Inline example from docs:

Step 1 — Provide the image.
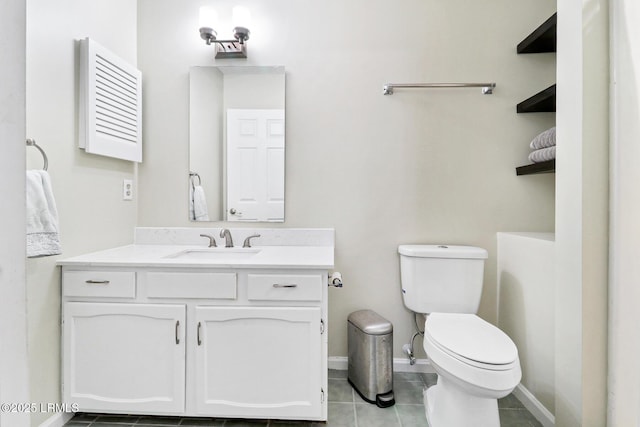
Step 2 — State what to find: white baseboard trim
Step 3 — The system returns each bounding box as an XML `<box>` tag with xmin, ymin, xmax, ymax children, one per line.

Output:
<box><xmin>512</xmin><ymin>383</ymin><xmax>555</xmax><ymax>427</ymax></box>
<box><xmin>38</xmin><ymin>412</ymin><xmax>74</xmax><ymax>427</ymax></box>
<box><xmin>328</xmin><ymin>356</ymin><xmax>435</xmax><ymax>373</ymax></box>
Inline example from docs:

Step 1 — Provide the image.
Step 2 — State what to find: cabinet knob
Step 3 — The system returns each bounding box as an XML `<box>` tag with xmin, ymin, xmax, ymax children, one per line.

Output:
<box><xmin>175</xmin><ymin>320</ymin><xmax>180</xmax><ymax>345</ymax></box>
<box><xmin>273</xmin><ymin>284</ymin><xmax>298</xmax><ymax>288</ymax></box>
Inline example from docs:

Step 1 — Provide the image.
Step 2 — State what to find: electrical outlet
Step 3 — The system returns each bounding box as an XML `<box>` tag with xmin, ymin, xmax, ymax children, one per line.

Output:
<box><xmin>123</xmin><ymin>179</ymin><xmax>133</xmax><ymax>201</ymax></box>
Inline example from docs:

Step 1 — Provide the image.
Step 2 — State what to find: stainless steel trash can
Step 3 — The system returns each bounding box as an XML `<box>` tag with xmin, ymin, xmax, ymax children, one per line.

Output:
<box><xmin>347</xmin><ymin>309</ymin><xmax>395</xmax><ymax>407</ymax></box>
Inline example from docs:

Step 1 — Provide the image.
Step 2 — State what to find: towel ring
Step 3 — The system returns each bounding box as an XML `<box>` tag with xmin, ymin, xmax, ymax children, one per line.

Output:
<box><xmin>189</xmin><ymin>172</ymin><xmax>201</xmax><ymax>189</ymax></box>
<box><xmin>26</xmin><ymin>138</ymin><xmax>49</xmax><ymax>171</ymax></box>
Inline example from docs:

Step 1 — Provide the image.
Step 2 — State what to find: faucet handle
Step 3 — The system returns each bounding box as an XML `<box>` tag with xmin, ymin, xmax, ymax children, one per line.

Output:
<box><xmin>243</xmin><ymin>234</ymin><xmax>261</xmax><ymax>248</ymax></box>
<box><xmin>199</xmin><ymin>234</ymin><xmax>217</xmax><ymax>247</ymax></box>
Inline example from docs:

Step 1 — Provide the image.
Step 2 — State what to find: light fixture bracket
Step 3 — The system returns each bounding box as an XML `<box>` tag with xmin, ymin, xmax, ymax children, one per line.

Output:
<box><xmin>215</xmin><ymin>41</ymin><xmax>247</xmax><ymax>59</ymax></box>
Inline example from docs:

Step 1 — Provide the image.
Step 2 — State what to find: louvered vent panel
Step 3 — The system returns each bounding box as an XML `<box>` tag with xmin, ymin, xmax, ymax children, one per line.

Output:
<box><xmin>79</xmin><ymin>38</ymin><xmax>142</xmax><ymax>162</ymax></box>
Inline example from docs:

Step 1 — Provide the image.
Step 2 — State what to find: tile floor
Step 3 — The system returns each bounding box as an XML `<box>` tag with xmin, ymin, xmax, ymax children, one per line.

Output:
<box><xmin>62</xmin><ymin>370</ymin><xmax>542</xmax><ymax>427</ymax></box>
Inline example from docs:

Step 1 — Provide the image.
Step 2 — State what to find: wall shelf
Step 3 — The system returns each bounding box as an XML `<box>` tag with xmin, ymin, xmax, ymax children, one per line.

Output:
<box><xmin>516</xmin><ymin>160</ymin><xmax>555</xmax><ymax>176</ymax></box>
<box><xmin>515</xmin><ymin>13</ymin><xmax>557</xmax><ymax>177</ymax></box>
<box><xmin>517</xmin><ymin>84</ymin><xmax>556</xmax><ymax>113</ymax></box>
<box><xmin>517</xmin><ymin>13</ymin><xmax>557</xmax><ymax>54</ymax></box>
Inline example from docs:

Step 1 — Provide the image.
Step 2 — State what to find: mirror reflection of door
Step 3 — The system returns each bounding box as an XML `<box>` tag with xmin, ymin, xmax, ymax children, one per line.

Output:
<box><xmin>189</xmin><ymin>66</ymin><xmax>285</xmax><ymax>222</ymax></box>
<box><xmin>226</xmin><ymin>109</ymin><xmax>285</xmax><ymax>222</ymax></box>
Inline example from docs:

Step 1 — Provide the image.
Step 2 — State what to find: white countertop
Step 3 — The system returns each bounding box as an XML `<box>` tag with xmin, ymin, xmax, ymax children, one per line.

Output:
<box><xmin>57</xmin><ymin>244</ymin><xmax>335</xmax><ymax>270</ymax></box>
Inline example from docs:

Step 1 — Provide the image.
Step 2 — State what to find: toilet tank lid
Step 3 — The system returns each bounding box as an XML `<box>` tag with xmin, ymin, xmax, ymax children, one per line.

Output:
<box><xmin>398</xmin><ymin>245</ymin><xmax>488</xmax><ymax>259</ymax></box>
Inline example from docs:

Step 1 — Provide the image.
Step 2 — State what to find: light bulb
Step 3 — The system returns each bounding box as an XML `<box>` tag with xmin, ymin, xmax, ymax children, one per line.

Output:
<box><xmin>232</xmin><ymin>6</ymin><xmax>251</xmax><ymax>29</ymax></box>
<box><xmin>199</xmin><ymin>6</ymin><xmax>218</xmax><ymax>30</ymax></box>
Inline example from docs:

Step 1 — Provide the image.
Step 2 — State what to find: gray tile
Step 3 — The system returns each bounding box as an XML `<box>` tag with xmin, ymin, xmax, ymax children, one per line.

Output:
<box><xmin>395</xmin><ymin>404</ymin><xmax>428</xmax><ymax>427</ymax></box>
<box><xmin>326</xmin><ymin>402</ymin><xmax>356</xmax><ymax>427</ymax></box>
<box><xmin>223</xmin><ymin>419</ymin><xmax>268</xmax><ymax>426</ymax></box>
<box><xmin>419</xmin><ymin>373</ymin><xmax>438</xmax><ymax>387</ymax></box>
<box><xmin>70</xmin><ymin>413</ymin><xmax>100</xmax><ymax>422</ymax></box>
<box><xmin>94</xmin><ymin>414</ymin><xmax>139</xmax><ymax>423</ymax></box>
<box><xmin>328</xmin><ymin>369</ymin><xmax>347</xmax><ymax>379</ymax></box>
<box><xmin>268</xmin><ymin>420</ymin><xmax>324</xmax><ymax>427</ymax></box>
<box><xmin>392</xmin><ymin>380</ymin><xmax>426</xmax><ymax>405</ymax></box>
<box><xmin>393</xmin><ymin>372</ymin><xmax>423</xmax><ymax>382</ymax></box>
<box><xmin>91</xmin><ymin>423</ymin><xmax>137</xmax><ymax>427</ymax></box>
<box><xmin>136</xmin><ymin>415</ymin><xmax>182</xmax><ymax>425</ymax></box>
<box><xmin>179</xmin><ymin>417</ymin><xmax>225</xmax><ymax>426</ymax></box>
<box><xmin>354</xmin><ymin>403</ymin><xmax>401</xmax><ymax>427</ymax></box>
<box><xmin>63</xmin><ymin>422</ymin><xmax>93</xmax><ymax>427</ymax></box>
<box><xmin>499</xmin><ymin>393</ymin><xmax>526</xmax><ymax>410</ymax></box>
<box><xmin>328</xmin><ymin>379</ymin><xmax>354</xmax><ymax>403</ymax></box>
<box><xmin>499</xmin><ymin>409</ymin><xmax>541</xmax><ymax>427</ymax></box>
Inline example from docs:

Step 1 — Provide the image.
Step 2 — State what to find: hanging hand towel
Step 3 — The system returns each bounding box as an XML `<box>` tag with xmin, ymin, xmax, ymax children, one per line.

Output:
<box><xmin>192</xmin><ymin>185</ymin><xmax>210</xmax><ymax>221</ymax></box>
<box><xmin>26</xmin><ymin>170</ymin><xmax>62</xmax><ymax>257</ymax></box>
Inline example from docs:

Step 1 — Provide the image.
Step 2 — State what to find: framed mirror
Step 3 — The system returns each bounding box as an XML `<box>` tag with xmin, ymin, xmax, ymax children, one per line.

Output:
<box><xmin>189</xmin><ymin>66</ymin><xmax>285</xmax><ymax>222</ymax></box>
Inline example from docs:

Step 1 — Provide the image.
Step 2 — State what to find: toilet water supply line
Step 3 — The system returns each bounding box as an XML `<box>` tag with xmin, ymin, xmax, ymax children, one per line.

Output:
<box><xmin>403</xmin><ymin>312</ymin><xmax>426</xmax><ymax>365</ymax></box>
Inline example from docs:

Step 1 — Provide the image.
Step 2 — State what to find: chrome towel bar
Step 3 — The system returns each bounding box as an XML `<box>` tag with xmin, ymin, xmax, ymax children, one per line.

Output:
<box><xmin>382</xmin><ymin>82</ymin><xmax>496</xmax><ymax>95</ymax></box>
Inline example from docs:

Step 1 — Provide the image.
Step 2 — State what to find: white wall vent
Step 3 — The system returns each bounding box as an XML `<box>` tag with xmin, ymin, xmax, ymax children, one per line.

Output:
<box><xmin>79</xmin><ymin>38</ymin><xmax>142</xmax><ymax>162</ymax></box>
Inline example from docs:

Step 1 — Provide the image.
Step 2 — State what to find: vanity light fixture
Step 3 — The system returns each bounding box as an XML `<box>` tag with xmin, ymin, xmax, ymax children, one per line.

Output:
<box><xmin>199</xmin><ymin>6</ymin><xmax>251</xmax><ymax>59</ymax></box>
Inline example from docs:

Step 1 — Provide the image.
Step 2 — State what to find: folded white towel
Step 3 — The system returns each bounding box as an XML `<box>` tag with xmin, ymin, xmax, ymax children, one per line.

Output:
<box><xmin>530</xmin><ymin>127</ymin><xmax>556</xmax><ymax>149</ymax></box>
<box><xmin>26</xmin><ymin>170</ymin><xmax>62</xmax><ymax>257</ymax></box>
<box><xmin>192</xmin><ymin>185</ymin><xmax>210</xmax><ymax>221</ymax></box>
<box><xmin>528</xmin><ymin>146</ymin><xmax>556</xmax><ymax>163</ymax></box>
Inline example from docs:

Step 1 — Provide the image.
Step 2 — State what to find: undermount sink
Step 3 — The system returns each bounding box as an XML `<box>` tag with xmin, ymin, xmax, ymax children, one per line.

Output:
<box><xmin>166</xmin><ymin>247</ymin><xmax>261</xmax><ymax>260</ymax></box>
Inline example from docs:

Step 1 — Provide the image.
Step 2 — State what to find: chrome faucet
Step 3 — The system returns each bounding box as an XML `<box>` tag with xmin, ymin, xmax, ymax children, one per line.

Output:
<box><xmin>200</xmin><ymin>234</ymin><xmax>217</xmax><ymax>247</ymax></box>
<box><xmin>220</xmin><ymin>229</ymin><xmax>234</xmax><ymax>248</ymax></box>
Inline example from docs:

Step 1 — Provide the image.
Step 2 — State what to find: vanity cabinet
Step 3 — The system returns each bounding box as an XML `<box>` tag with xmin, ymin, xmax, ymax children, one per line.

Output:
<box><xmin>195</xmin><ymin>306</ymin><xmax>322</xmax><ymax>418</ymax></box>
<box><xmin>61</xmin><ymin>267</ymin><xmax>328</xmax><ymax>421</ymax></box>
<box><xmin>63</xmin><ymin>302</ymin><xmax>186</xmax><ymax>414</ymax></box>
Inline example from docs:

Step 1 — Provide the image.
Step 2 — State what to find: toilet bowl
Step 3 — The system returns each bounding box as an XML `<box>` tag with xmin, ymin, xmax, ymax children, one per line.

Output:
<box><xmin>398</xmin><ymin>244</ymin><xmax>522</xmax><ymax>426</ymax></box>
<box><xmin>423</xmin><ymin>313</ymin><xmax>521</xmax><ymax>427</ymax></box>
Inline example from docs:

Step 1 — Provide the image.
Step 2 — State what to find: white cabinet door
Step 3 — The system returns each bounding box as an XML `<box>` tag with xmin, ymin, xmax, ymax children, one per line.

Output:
<box><xmin>195</xmin><ymin>306</ymin><xmax>322</xmax><ymax>419</ymax></box>
<box><xmin>63</xmin><ymin>302</ymin><xmax>186</xmax><ymax>413</ymax></box>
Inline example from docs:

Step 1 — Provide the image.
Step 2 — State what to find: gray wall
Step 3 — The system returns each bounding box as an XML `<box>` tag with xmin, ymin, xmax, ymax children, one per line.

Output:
<box><xmin>137</xmin><ymin>0</ymin><xmax>557</xmax><ymax>359</ymax></box>
<box><xmin>0</xmin><ymin>0</ymin><xmax>29</xmax><ymax>425</ymax></box>
<box><xmin>25</xmin><ymin>1</ymin><xmax>138</xmax><ymax>425</ymax></box>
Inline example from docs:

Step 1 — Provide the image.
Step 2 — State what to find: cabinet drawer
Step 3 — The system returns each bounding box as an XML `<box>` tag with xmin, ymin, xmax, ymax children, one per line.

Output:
<box><xmin>63</xmin><ymin>271</ymin><xmax>136</xmax><ymax>298</ymax></box>
<box><xmin>146</xmin><ymin>272</ymin><xmax>237</xmax><ymax>299</ymax></box>
<box><xmin>247</xmin><ymin>274</ymin><xmax>322</xmax><ymax>301</ymax></box>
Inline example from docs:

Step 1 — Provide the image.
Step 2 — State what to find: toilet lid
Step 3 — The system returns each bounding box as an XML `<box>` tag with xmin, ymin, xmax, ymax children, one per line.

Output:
<box><xmin>425</xmin><ymin>313</ymin><xmax>518</xmax><ymax>366</ymax></box>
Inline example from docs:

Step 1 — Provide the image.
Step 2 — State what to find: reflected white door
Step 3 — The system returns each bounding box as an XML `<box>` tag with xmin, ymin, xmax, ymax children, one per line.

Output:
<box><xmin>226</xmin><ymin>109</ymin><xmax>284</xmax><ymax>221</ymax></box>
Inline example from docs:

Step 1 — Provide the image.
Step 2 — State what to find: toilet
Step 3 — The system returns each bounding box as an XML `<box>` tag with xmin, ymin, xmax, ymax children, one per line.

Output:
<box><xmin>398</xmin><ymin>244</ymin><xmax>521</xmax><ymax>427</ymax></box>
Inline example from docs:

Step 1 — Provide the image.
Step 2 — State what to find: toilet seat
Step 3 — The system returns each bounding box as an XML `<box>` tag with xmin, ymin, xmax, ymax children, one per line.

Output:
<box><xmin>425</xmin><ymin>313</ymin><xmax>518</xmax><ymax>370</ymax></box>
<box><xmin>423</xmin><ymin>313</ymin><xmax>521</xmax><ymax>395</ymax></box>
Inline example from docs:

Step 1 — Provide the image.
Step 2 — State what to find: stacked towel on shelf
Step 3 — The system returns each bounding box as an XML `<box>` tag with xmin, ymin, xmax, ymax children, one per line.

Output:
<box><xmin>26</xmin><ymin>170</ymin><xmax>62</xmax><ymax>257</ymax></box>
<box><xmin>528</xmin><ymin>126</ymin><xmax>556</xmax><ymax>163</ymax></box>
<box><xmin>529</xmin><ymin>146</ymin><xmax>556</xmax><ymax>163</ymax></box>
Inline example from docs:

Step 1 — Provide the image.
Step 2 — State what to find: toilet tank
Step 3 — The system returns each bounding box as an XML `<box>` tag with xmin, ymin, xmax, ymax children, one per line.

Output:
<box><xmin>398</xmin><ymin>245</ymin><xmax>488</xmax><ymax>314</ymax></box>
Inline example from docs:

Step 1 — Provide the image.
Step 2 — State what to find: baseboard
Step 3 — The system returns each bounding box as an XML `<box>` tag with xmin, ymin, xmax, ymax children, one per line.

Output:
<box><xmin>328</xmin><ymin>356</ymin><xmax>435</xmax><ymax>373</ymax></box>
<box><xmin>512</xmin><ymin>383</ymin><xmax>555</xmax><ymax>427</ymax></box>
<box><xmin>38</xmin><ymin>412</ymin><xmax>74</xmax><ymax>427</ymax></box>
